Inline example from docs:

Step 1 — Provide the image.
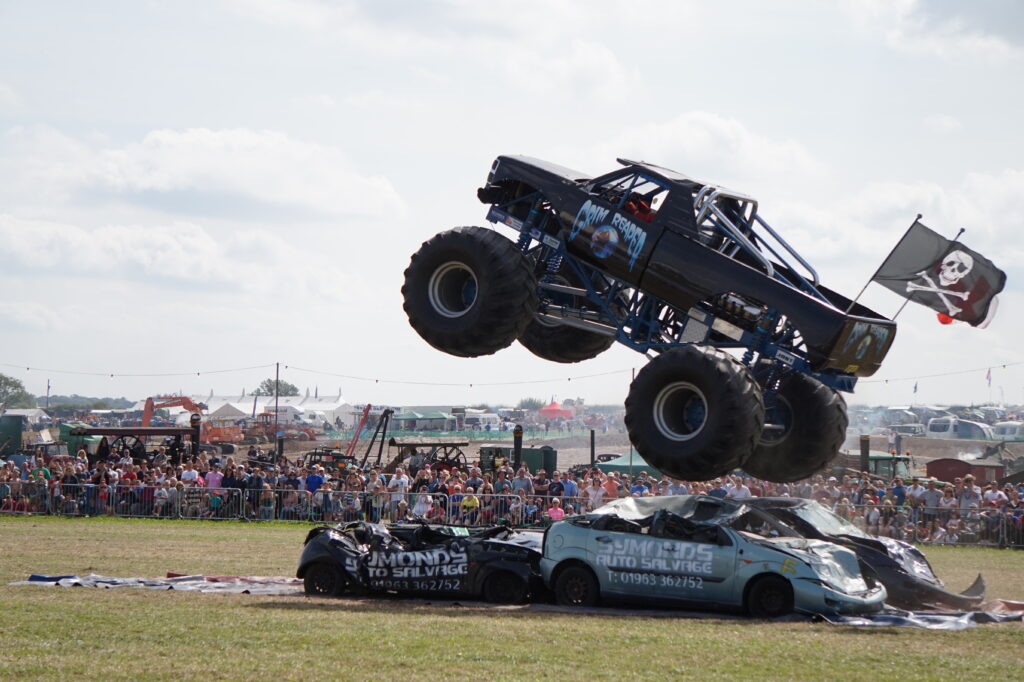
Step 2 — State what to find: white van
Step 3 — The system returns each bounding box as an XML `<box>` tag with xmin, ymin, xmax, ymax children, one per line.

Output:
<box><xmin>992</xmin><ymin>421</ymin><xmax>1024</xmax><ymax>440</ymax></box>
<box><xmin>926</xmin><ymin>416</ymin><xmax>994</xmax><ymax>440</ymax></box>
<box><xmin>463</xmin><ymin>413</ymin><xmax>501</xmax><ymax>430</ymax></box>
<box><xmin>890</xmin><ymin>423</ymin><xmax>926</xmax><ymax>437</ymax></box>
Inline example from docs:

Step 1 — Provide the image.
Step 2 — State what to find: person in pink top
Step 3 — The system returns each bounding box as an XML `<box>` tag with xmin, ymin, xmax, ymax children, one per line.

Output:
<box><xmin>546</xmin><ymin>497</ymin><xmax>566</xmax><ymax>521</ymax></box>
<box><xmin>204</xmin><ymin>464</ymin><xmax>224</xmax><ymax>492</ymax></box>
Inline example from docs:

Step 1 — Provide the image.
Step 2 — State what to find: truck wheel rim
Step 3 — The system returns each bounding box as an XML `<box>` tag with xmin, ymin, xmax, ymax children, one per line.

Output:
<box><xmin>428</xmin><ymin>262</ymin><xmax>478</xmax><ymax>318</ymax></box>
<box><xmin>536</xmin><ymin>274</ymin><xmax>574</xmax><ymax>328</ymax></box>
<box><xmin>653</xmin><ymin>382</ymin><xmax>707</xmax><ymax>442</ymax></box>
<box><xmin>761</xmin><ymin>394</ymin><xmax>793</xmax><ymax>446</ymax></box>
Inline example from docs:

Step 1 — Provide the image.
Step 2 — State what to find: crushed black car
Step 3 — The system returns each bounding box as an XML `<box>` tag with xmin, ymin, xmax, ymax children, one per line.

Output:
<box><xmin>740</xmin><ymin>498</ymin><xmax>985</xmax><ymax>610</ymax></box>
<box><xmin>297</xmin><ymin>521</ymin><xmax>544</xmax><ymax>604</ymax></box>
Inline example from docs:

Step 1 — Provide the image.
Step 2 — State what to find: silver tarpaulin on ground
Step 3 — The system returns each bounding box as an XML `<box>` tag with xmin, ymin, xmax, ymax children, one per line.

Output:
<box><xmin>9</xmin><ymin>573</ymin><xmax>303</xmax><ymax>595</ymax></box>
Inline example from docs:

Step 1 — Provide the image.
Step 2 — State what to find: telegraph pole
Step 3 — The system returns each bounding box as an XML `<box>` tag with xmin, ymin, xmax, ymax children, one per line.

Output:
<box><xmin>274</xmin><ymin>362</ymin><xmax>282</xmax><ymax>460</ymax></box>
<box><xmin>274</xmin><ymin>361</ymin><xmax>280</xmax><ymax>433</ymax></box>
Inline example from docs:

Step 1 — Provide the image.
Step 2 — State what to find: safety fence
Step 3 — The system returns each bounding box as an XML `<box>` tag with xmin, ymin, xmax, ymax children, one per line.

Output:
<box><xmin>843</xmin><ymin>503</ymin><xmax>1023</xmax><ymax>548</ymax></box>
<box><xmin>2</xmin><ymin>482</ymin><xmax>1022</xmax><ymax>547</ymax></box>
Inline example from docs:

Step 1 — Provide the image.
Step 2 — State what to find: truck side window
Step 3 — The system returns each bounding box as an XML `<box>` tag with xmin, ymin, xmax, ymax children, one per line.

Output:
<box><xmin>591</xmin><ymin>174</ymin><xmax>669</xmax><ymax>222</ymax></box>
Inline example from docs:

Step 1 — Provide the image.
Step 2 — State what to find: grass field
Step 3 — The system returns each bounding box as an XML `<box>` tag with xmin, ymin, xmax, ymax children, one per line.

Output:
<box><xmin>1</xmin><ymin>517</ymin><xmax>1023</xmax><ymax>681</ymax></box>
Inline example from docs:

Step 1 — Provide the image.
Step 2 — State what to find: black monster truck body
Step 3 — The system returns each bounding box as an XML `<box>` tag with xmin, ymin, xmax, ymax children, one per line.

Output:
<box><xmin>402</xmin><ymin>156</ymin><xmax>897</xmax><ymax>482</ymax></box>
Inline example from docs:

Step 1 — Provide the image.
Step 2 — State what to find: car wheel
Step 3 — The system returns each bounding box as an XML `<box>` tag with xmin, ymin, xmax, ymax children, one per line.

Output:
<box><xmin>743</xmin><ymin>367</ymin><xmax>848</xmax><ymax>482</ymax></box>
<box><xmin>303</xmin><ymin>561</ymin><xmax>345</xmax><ymax>597</ymax></box>
<box><xmin>403</xmin><ymin>226</ymin><xmax>537</xmax><ymax>357</ymax></box>
<box><xmin>555</xmin><ymin>565</ymin><xmax>600</xmax><ymax>607</ymax></box>
<box><xmin>747</xmin><ymin>575</ymin><xmax>794</xmax><ymax>618</ymax></box>
<box><xmin>625</xmin><ymin>346</ymin><xmax>764</xmax><ymax>481</ymax></box>
<box><xmin>483</xmin><ymin>571</ymin><xmax>528</xmax><ymax>604</ymax></box>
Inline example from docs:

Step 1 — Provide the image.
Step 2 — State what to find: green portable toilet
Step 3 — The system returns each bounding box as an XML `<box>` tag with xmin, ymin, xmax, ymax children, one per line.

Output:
<box><xmin>0</xmin><ymin>415</ymin><xmax>23</xmax><ymax>457</ymax></box>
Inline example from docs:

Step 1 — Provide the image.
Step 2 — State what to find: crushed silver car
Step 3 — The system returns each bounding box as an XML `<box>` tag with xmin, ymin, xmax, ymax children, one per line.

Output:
<box><xmin>541</xmin><ymin>495</ymin><xmax>886</xmax><ymax>617</ymax></box>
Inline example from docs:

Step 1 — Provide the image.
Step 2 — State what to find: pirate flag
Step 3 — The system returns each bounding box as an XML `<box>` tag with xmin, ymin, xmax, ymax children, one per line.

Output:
<box><xmin>872</xmin><ymin>219</ymin><xmax>1005</xmax><ymax>327</ymax></box>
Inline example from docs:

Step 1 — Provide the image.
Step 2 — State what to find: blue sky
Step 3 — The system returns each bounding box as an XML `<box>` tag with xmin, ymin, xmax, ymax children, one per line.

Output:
<box><xmin>1</xmin><ymin>0</ymin><xmax>1021</xmax><ymax>408</ymax></box>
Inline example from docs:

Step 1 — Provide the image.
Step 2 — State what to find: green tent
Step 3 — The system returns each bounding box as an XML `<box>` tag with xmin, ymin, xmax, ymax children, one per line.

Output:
<box><xmin>594</xmin><ymin>451</ymin><xmax>663</xmax><ymax>478</ymax></box>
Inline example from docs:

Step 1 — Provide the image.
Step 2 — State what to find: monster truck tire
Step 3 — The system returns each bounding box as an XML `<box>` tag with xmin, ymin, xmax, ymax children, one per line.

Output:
<box><xmin>742</xmin><ymin>370</ymin><xmax>847</xmax><ymax>483</ymax></box>
<box><xmin>518</xmin><ymin>271</ymin><xmax>614</xmax><ymax>364</ymax></box>
<box><xmin>624</xmin><ymin>346</ymin><xmax>764</xmax><ymax>481</ymax></box>
<box><xmin>403</xmin><ymin>226</ymin><xmax>537</xmax><ymax>357</ymax></box>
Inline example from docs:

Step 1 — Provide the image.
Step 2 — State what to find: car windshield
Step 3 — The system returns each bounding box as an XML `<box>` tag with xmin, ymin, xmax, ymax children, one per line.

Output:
<box><xmin>787</xmin><ymin>503</ymin><xmax>867</xmax><ymax>539</ymax></box>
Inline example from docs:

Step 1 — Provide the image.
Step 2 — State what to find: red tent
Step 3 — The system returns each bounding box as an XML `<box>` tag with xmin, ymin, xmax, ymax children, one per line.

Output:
<box><xmin>538</xmin><ymin>401</ymin><xmax>573</xmax><ymax>419</ymax></box>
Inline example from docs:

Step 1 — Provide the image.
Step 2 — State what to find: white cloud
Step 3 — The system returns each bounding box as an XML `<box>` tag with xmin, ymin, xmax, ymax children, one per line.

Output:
<box><xmin>0</xmin><ymin>126</ymin><xmax>404</xmax><ymax>219</ymax></box>
<box><xmin>582</xmin><ymin>112</ymin><xmax>822</xmax><ymax>193</ymax></box>
<box><xmin>502</xmin><ymin>38</ymin><xmax>630</xmax><ymax>95</ymax></box>
<box><xmin>0</xmin><ymin>213</ymin><xmax>371</xmax><ymax>302</ymax></box>
<box><xmin>924</xmin><ymin>113</ymin><xmax>962</xmax><ymax>133</ymax></box>
<box><xmin>0</xmin><ymin>82</ymin><xmax>22</xmax><ymax>113</ymax></box>
<box><xmin>844</xmin><ymin>0</ymin><xmax>1022</xmax><ymax>62</ymax></box>
<box><xmin>92</xmin><ymin>128</ymin><xmax>404</xmax><ymax>218</ymax></box>
<box><xmin>0</xmin><ymin>299</ymin><xmax>65</xmax><ymax>332</ymax></box>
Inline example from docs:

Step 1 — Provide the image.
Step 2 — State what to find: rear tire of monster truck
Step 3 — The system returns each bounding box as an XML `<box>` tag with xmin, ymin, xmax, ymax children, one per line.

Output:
<box><xmin>742</xmin><ymin>370</ymin><xmax>847</xmax><ymax>483</ymax></box>
<box><xmin>624</xmin><ymin>346</ymin><xmax>764</xmax><ymax>481</ymax></box>
<box><xmin>518</xmin><ymin>266</ymin><xmax>615</xmax><ymax>364</ymax></box>
<box><xmin>403</xmin><ymin>227</ymin><xmax>537</xmax><ymax>357</ymax></box>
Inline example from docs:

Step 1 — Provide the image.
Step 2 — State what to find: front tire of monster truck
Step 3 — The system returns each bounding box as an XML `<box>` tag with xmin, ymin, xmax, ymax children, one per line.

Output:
<box><xmin>518</xmin><ymin>265</ymin><xmax>615</xmax><ymax>363</ymax></box>
<box><xmin>403</xmin><ymin>226</ymin><xmax>537</xmax><ymax>357</ymax></box>
<box><xmin>742</xmin><ymin>369</ymin><xmax>847</xmax><ymax>483</ymax></box>
<box><xmin>624</xmin><ymin>346</ymin><xmax>764</xmax><ymax>481</ymax></box>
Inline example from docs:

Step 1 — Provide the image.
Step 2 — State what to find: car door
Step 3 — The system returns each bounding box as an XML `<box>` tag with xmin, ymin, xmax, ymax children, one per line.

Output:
<box><xmin>650</xmin><ymin>525</ymin><xmax>739</xmax><ymax>606</ymax></box>
<box><xmin>587</xmin><ymin>527</ymin><xmax>664</xmax><ymax>599</ymax></box>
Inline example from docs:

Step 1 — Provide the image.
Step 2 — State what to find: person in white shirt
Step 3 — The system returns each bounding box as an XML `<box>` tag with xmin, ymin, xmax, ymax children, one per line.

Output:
<box><xmin>726</xmin><ymin>476</ymin><xmax>751</xmax><ymax>500</ymax></box>
<box><xmin>982</xmin><ymin>482</ymin><xmax>1007</xmax><ymax>505</ymax></box>
<box><xmin>180</xmin><ymin>462</ymin><xmax>199</xmax><ymax>483</ymax></box>
<box><xmin>387</xmin><ymin>466</ymin><xmax>410</xmax><ymax>518</ymax></box>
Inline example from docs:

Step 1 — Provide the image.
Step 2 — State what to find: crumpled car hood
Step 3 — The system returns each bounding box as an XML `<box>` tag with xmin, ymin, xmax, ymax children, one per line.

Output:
<box><xmin>751</xmin><ymin>536</ymin><xmax>870</xmax><ymax>595</ymax></box>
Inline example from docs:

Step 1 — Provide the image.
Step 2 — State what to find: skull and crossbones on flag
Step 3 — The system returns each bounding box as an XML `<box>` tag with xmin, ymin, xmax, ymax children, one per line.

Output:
<box><xmin>871</xmin><ymin>219</ymin><xmax>1005</xmax><ymax>327</ymax></box>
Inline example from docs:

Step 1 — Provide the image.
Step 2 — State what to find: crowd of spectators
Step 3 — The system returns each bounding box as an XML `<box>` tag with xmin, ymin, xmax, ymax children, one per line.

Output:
<box><xmin>2</xmin><ymin>445</ymin><xmax>1023</xmax><ymax>546</ymax></box>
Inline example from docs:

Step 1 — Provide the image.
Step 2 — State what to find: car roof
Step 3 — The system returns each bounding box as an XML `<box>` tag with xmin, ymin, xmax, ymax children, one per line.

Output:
<box><xmin>590</xmin><ymin>494</ymin><xmax>744</xmax><ymax>524</ymax></box>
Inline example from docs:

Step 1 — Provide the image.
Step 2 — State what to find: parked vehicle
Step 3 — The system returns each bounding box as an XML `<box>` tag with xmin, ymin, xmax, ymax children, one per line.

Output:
<box><xmin>992</xmin><ymin>421</ymin><xmax>1024</xmax><ymax>440</ymax></box>
<box><xmin>540</xmin><ymin>495</ymin><xmax>886</xmax><ymax>617</ymax></box>
<box><xmin>890</xmin><ymin>423</ymin><xmax>926</xmax><ymax>437</ymax></box>
<box><xmin>926</xmin><ymin>417</ymin><xmax>994</xmax><ymax>440</ymax></box>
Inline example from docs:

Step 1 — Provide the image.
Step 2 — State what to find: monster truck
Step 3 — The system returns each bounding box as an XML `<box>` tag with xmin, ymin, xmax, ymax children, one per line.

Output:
<box><xmin>402</xmin><ymin>156</ymin><xmax>897</xmax><ymax>482</ymax></box>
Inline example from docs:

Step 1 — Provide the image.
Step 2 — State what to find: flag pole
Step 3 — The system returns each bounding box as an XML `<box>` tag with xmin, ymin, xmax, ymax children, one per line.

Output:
<box><xmin>845</xmin><ymin>214</ymin><xmax>922</xmax><ymax>314</ymax></box>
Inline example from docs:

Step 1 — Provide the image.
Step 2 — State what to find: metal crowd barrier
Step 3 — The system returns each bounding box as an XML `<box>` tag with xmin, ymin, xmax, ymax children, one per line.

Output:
<box><xmin>843</xmin><ymin>503</ymin><xmax>1020</xmax><ymax>548</ymax></box>
<box><xmin>419</xmin><ymin>492</ymin><xmax>591</xmax><ymax>528</ymax></box>
<box><xmin>3</xmin><ymin>481</ymin><xmax>1022</xmax><ymax>546</ymax></box>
